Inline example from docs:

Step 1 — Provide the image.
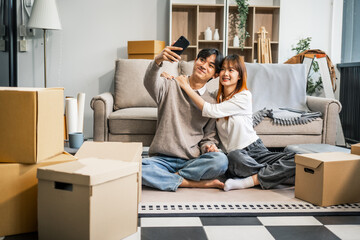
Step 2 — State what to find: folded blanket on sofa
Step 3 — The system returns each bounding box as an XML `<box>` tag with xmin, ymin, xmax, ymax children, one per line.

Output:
<box><xmin>253</xmin><ymin>108</ymin><xmax>322</xmax><ymax>127</ymax></box>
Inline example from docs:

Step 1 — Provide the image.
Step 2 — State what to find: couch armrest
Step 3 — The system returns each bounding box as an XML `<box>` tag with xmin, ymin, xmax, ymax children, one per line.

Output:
<box><xmin>306</xmin><ymin>96</ymin><xmax>342</xmax><ymax>145</ymax></box>
<box><xmin>90</xmin><ymin>92</ymin><xmax>114</xmax><ymax>141</ymax></box>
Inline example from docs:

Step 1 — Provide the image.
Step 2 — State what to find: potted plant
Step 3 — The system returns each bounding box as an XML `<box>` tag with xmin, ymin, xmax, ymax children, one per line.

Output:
<box><xmin>292</xmin><ymin>37</ymin><xmax>323</xmax><ymax>95</ymax></box>
<box><xmin>235</xmin><ymin>0</ymin><xmax>250</xmax><ymax>49</ymax></box>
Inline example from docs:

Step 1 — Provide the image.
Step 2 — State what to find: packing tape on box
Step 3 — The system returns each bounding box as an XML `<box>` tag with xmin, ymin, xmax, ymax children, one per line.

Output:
<box><xmin>77</xmin><ymin>93</ymin><xmax>85</xmax><ymax>132</ymax></box>
<box><xmin>65</xmin><ymin>98</ymin><xmax>77</xmax><ymax>136</ymax></box>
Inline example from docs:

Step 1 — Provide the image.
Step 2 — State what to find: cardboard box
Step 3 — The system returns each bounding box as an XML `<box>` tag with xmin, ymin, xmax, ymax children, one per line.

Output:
<box><xmin>128</xmin><ymin>53</ymin><xmax>157</xmax><ymax>59</ymax></box>
<box><xmin>295</xmin><ymin>152</ymin><xmax>360</xmax><ymax>206</ymax></box>
<box><xmin>37</xmin><ymin>158</ymin><xmax>139</xmax><ymax>240</ymax></box>
<box><xmin>0</xmin><ymin>87</ymin><xmax>64</xmax><ymax>164</ymax></box>
<box><xmin>351</xmin><ymin>143</ymin><xmax>360</xmax><ymax>155</ymax></box>
<box><xmin>75</xmin><ymin>141</ymin><xmax>143</xmax><ymax>203</ymax></box>
<box><xmin>0</xmin><ymin>153</ymin><xmax>76</xmax><ymax>237</ymax></box>
<box><xmin>128</xmin><ymin>40</ymin><xmax>165</xmax><ymax>59</ymax></box>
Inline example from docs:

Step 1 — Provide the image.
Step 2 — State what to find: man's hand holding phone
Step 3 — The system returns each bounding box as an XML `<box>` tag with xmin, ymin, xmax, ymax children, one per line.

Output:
<box><xmin>155</xmin><ymin>45</ymin><xmax>183</xmax><ymax>65</ymax></box>
<box><xmin>155</xmin><ymin>36</ymin><xmax>190</xmax><ymax>66</ymax></box>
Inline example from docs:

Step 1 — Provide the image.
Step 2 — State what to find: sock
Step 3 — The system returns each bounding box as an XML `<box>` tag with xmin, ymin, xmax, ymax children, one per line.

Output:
<box><xmin>224</xmin><ymin>177</ymin><xmax>254</xmax><ymax>191</ymax></box>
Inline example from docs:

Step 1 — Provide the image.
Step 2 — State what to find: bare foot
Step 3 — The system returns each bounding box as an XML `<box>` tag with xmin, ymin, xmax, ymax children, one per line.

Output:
<box><xmin>179</xmin><ymin>178</ymin><xmax>224</xmax><ymax>189</ymax></box>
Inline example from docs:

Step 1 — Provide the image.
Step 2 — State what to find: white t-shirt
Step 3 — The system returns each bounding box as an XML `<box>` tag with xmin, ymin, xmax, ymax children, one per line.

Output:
<box><xmin>202</xmin><ymin>90</ymin><xmax>259</xmax><ymax>153</ymax></box>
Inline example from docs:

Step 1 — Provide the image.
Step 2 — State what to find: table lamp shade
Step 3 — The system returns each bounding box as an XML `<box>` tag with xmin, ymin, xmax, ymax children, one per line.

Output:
<box><xmin>28</xmin><ymin>0</ymin><xmax>62</xmax><ymax>30</ymax></box>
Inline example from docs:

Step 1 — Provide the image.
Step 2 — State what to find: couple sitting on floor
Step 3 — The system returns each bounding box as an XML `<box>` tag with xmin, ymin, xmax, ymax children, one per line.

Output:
<box><xmin>142</xmin><ymin>45</ymin><xmax>296</xmax><ymax>192</ymax></box>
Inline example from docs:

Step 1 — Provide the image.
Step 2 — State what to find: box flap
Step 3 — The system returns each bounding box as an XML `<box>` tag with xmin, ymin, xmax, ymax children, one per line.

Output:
<box><xmin>37</xmin><ymin>158</ymin><xmax>139</xmax><ymax>186</ymax></box>
<box><xmin>75</xmin><ymin>142</ymin><xmax>142</xmax><ymax>163</ymax></box>
<box><xmin>295</xmin><ymin>154</ymin><xmax>323</xmax><ymax>169</ymax></box>
<box><xmin>0</xmin><ymin>90</ymin><xmax>37</xmax><ymax>163</ymax></box>
<box><xmin>295</xmin><ymin>152</ymin><xmax>360</xmax><ymax>169</ymax></box>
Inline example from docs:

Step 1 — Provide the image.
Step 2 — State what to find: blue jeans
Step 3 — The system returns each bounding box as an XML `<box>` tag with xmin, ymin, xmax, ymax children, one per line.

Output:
<box><xmin>142</xmin><ymin>152</ymin><xmax>228</xmax><ymax>191</ymax></box>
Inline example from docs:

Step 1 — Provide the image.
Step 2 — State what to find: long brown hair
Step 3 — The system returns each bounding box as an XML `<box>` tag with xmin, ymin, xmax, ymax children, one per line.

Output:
<box><xmin>216</xmin><ymin>54</ymin><xmax>248</xmax><ymax>120</ymax></box>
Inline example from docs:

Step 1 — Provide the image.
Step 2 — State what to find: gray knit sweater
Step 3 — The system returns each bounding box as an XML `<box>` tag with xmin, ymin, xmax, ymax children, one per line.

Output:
<box><xmin>144</xmin><ymin>61</ymin><xmax>218</xmax><ymax>160</ymax></box>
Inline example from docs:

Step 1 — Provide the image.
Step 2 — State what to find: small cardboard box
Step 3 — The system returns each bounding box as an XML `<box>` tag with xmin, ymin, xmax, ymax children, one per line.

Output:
<box><xmin>75</xmin><ymin>141</ymin><xmax>143</xmax><ymax>203</ymax></box>
<box><xmin>295</xmin><ymin>152</ymin><xmax>360</xmax><ymax>206</ymax></box>
<box><xmin>0</xmin><ymin>87</ymin><xmax>64</xmax><ymax>164</ymax></box>
<box><xmin>0</xmin><ymin>153</ymin><xmax>76</xmax><ymax>237</ymax></box>
<box><xmin>37</xmin><ymin>158</ymin><xmax>139</xmax><ymax>240</ymax></box>
<box><xmin>351</xmin><ymin>143</ymin><xmax>360</xmax><ymax>155</ymax></box>
<box><xmin>128</xmin><ymin>40</ymin><xmax>165</xmax><ymax>59</ymax></box>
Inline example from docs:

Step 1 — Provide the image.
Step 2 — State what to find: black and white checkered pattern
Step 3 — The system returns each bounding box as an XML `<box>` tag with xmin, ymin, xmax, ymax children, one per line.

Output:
<box><xmin>124</xmin><ymin>216</ymin><xmax>360</xmax><ymax>240</ymax></box>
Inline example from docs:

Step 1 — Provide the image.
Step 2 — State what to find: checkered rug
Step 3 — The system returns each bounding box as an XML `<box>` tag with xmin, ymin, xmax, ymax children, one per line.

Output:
<box><xmin>124</xmin><ymin>216</ymin><xmax>360</xmax><ymax>240</ymax></box>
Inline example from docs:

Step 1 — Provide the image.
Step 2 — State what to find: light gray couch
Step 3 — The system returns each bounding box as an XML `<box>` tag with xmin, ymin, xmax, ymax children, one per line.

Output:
<box><xmin>91</xmin><ymin>59</ymin><xmax>341</xmax><ymax>147</ymax></box>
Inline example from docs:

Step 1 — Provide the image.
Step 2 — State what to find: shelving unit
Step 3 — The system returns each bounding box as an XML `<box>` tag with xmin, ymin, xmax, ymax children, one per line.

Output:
<box><xmin>170</xmin><ymin>1</ymin><xmax>280</xmax><ymax>63</ymax></box>
<box><xmin>170</xmin><ymin>3</ymin><xmax>226</xmax><ymax>61</ymax></box>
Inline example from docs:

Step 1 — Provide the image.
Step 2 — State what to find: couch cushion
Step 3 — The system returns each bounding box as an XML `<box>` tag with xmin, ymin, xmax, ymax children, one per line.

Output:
<box><xmin>114</xmin><ymin>59</ymin><xmax>179</xmax><ymax>110</ymax></box>
<box><xmin>254</xmin><ymin>117</ymin><xmax>323</xmax><ymax>135</ymax></box>
<box><xmin>179</xmin><ymin>60</ymin><xmax>194</xmax><ymax>76</ymax></box>
<box><xmin>109</xmin><ymin>107</ymin><xmax>157</xmax><ymax>134</ymax></box>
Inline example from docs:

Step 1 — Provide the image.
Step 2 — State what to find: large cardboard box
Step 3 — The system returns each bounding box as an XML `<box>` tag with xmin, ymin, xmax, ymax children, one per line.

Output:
<box><xmin>295</xmin><ymin>152</ymin><xmax>360</xmax><ymax>206</ymax></box>
<box><xmin>128</xmin><ymin>40</ymin><xmax>165</xmax><ymax>59</ymax></box>
<box><xmin>0</xmin><ymin>87</ymin><xmax>64</xmax><ymax>164</ymax></box>
<box><xmin>0</xmin><ymin>153</ymin><xmax>76</xmax><ymax>237</ymax></box>
<box><xmin>75</xmin><ymin>141</ymin><xmax>143</xmax><ymax>202</ymax></box>
<box><xmin>351</xmin><ymin>143</ymin><xmax>360</xmax><ymax>155</ymax></box>
<box><xmin>37</xmin><ymin>158</ymin><xmax>139</xmax><ymax>240</ymax></box>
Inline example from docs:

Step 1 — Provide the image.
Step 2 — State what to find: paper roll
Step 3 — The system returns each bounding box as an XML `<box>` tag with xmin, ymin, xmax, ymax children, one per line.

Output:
<box><xmin>77</xmin><ymin>93</ymin><xmax>86</xmax><ymax>132</ymax></box>
<box><xmin>65</xmin><ymin>98</ymin><xmax>78</xmax><ymax>137</ymax></box>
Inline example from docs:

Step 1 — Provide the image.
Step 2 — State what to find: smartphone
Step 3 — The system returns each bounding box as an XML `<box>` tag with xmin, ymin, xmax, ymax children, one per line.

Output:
<box><xmin>172</xmin><ymin>36</ymin><xmax>190</xmax><ymax>55</ymax></box>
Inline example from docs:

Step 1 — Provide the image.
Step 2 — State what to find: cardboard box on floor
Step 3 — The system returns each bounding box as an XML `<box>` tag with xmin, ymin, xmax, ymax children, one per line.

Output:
<box><xmin>295</xmin><ymin>152</ymin><xmax>360</xmax><ymax>207</ymax></box>
<box><xmin>75</xmin><ymin>141</ymin><xmax>143</xmax><ymax>203</ymax></box>
<box><xmin>351</xmin><ymin>143</ymin><xmax>360</xmax><ymax>155</ymax></box>
<box><xmin>37</xmin><ymin>157</ymin><xmax>139</xmax><ymax>240</ymax></box>
<box><xmin>0</xmin><ymin>87</ymin><xmax>64</xmax><ymax>164</ymax></box>
<box><xmin>0</xmin><ymin>153</ymin><xmax>76</xmax><ymax>237</ymax></box>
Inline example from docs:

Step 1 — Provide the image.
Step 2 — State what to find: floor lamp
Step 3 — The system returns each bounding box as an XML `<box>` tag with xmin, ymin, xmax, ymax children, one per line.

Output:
<box><xmin>28</xmin><ymin>0</ymin><xmax>62</xmax><ymax>88</ymax></box>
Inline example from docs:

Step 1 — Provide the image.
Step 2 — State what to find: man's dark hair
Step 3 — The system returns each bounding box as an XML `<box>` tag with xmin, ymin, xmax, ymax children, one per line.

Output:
<box><xmin>196</xmin><ymin>48</ymin><xmax>224</xmax><ymax>74</ymax></box>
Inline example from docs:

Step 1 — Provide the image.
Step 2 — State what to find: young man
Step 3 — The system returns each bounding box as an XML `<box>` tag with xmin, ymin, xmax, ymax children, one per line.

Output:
<box><xmin>142</xmin><ymin>46</ymin><xmax>228</xmax><ymax>191</ymax></box>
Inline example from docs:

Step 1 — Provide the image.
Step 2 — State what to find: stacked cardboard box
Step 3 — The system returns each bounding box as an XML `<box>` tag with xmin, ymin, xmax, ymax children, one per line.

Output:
<box><xmin>295</xmin><ymin>151</ymin><xmax>360</xmax><ymax>207</ymax></box>
<box><xmin>37</xmin><ymin>142</ymin><xmax>142</xmax><ymax>240</ymax></box>
<box><xmin>351</xmin><ymin>143</ymin><xmax>360</xmax><ymax>155</ymax></box>
<box><xmin>0</xmin><ymin>87</ymin><xmax>76</xmax><ymax>237</ymax></box>
<box><xmin>127</xmin><ymin>40</ymin><xmax>165</xmax><ymax>59</ymax></box>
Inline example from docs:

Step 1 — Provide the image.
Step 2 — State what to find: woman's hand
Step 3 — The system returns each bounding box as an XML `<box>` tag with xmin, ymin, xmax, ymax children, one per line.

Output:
<box><xmin>175</xmin><ymin>75</ymin><xmax>190</xmax><ymax>89</ymax></box>
<box><xmin>160</xmin><ymin>72</ymin><xmax>174</xmax><ymax>80</ymax></box>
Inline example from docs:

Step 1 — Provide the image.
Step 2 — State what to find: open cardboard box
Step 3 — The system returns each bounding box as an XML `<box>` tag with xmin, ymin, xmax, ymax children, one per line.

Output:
<box><xmin>295</xmin><ymin>152</ymin><xmax>360</xmax><ymax>207</ymax></box>
<box><xmin>0</xmin><ymin>87</ymin><xmax>64</xmax><ymax>164</ymax></box>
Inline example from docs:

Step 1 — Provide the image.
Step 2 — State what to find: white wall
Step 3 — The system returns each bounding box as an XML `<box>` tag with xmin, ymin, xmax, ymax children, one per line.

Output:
<box><xmin>18</xmin><ymin>0</ymin><xmax>169</xmax><ymax>139</ymax></box>
<box><xmin>278</xmin><ymin>0</ymin><xmax>342</xmax><ymax>63</ymax></box>
<box><xmin>17</xmin><ymin>0</ymin><xmax>342</xmax><ymax>139</ymax></box>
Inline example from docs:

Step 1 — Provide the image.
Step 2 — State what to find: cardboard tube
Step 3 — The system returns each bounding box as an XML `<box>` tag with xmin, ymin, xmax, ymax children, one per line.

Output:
<box><xmin>65</xmin><ymin>98</ymin><xmax>78</xmax><ymax>137</ymax></box>
<box><xmin>77</xmin><ymin>93</ymin><xmax>85</xmax><ymax>132</ymax></box>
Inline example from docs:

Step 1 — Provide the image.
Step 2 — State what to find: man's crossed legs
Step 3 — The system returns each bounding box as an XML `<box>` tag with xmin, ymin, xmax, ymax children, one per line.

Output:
<box><xmin>142</xmin><ymin>152</ymin><xmax>228</xmax><ymax>191</ymax></box>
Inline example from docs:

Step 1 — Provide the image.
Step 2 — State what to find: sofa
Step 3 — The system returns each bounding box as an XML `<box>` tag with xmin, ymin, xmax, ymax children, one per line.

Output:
<box><xmin>91</xmin><ymin>59</ymin><xmax>342</xmax><ymax>147</ymax></box>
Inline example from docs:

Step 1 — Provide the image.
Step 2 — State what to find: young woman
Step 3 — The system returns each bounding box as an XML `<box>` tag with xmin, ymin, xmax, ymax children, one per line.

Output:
<box><xmin>164</xmin><ymin>54</ymin><xmax>296</xmax><ymax>191</ymax></box>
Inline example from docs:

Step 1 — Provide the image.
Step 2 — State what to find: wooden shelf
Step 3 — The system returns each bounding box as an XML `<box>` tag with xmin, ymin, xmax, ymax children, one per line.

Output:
<box><xmin>254</xmin><ymin>41</ymin><xmax>279</xmax><ymax>44</ymax></box>
<box><xmin>170</xmin><ymin>2</ymin><xmax>280</xmax><ymax>63</ymax></box>
<box><xmin>228</xmin><ymin>46</ymin><xmax>252</xmax><ymax>50</ymax></box>
<box><xmin>198</xmin><ymin>40</ymin><xmax>223</xmax><ymax>43</ymax></box>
